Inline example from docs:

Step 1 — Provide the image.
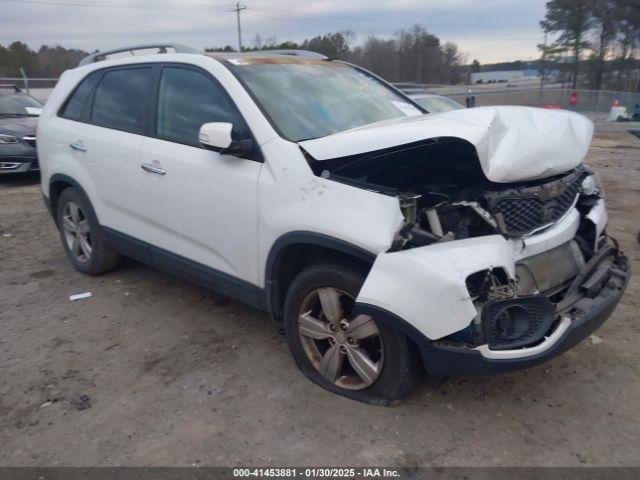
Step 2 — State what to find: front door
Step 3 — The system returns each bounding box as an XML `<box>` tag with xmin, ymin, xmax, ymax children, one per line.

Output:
<box><xmin>138</xmin><ymin>64</ymin><xmax>262</xmax><ymax>286</ymax></box>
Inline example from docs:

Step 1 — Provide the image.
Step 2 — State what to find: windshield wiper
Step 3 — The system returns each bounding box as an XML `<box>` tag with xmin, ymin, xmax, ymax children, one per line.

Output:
<box><xmin>0</xmin><ymin>113</ymin><xmax>33</xmax><ymax>118</ymax></box>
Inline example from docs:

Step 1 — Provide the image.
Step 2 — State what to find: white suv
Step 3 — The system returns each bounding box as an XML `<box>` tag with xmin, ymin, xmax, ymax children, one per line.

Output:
<box><xmin>39</xmin><ymin>45</ymin><xmax>629</xmax><ymax>404</ymax></box>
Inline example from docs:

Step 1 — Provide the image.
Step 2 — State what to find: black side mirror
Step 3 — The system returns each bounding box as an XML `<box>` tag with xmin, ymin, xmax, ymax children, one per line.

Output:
<box><xmin>222</xmin><ymin>138</ymin><xmax>254</xmax><ymax>157</ymax></box>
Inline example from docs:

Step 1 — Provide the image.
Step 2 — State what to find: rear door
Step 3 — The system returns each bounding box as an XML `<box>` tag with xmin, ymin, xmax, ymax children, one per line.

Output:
<box><xmin>78</xmin><ymin>65</ymin><xmax>157</xmax><ymax>243</ymax></box>
<box><xmin>138</xmin><ymin>64</ymin><xmax>262</xmax><ymax>285</ymax></box>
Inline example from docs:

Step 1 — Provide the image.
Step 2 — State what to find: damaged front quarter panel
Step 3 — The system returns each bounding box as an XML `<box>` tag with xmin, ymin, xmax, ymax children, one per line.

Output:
<box><xmin>355</xmin><ymin>236</ymin><xmax>516</xmax><ymax>340</ymax></box>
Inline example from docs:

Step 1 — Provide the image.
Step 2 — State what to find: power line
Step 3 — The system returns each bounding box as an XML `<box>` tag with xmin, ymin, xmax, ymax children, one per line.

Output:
<box><xmin>252</xmin><ymin>7</ymin><xmax>395</xmax><ymax>28</ymax></box>
<box><xmin>250</xmin><ymin>7</ymin><xmax>532</xmax><ymax>30</ymax></box>
<box><xmin>0</xmin><ymin>0</ymin><xmax>228</xmax><ymax>10</ymax></box>
<box><xmin>247</xmin><ymin>8</ymin><xmax>407</xmax><ymax>31</ymax></box>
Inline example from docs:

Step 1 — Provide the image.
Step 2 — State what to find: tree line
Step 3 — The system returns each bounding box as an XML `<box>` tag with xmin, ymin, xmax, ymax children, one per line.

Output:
<box><xmin>206</xmin><ymin>25</ymin><xmax>468</xmax><ymax>85</ymax></box>
<box><xmin>0</xmin><ymin>41</ymin><xmax>88</xmax><ymax>77</ymax></box>
<box><xmin>540</xmin><ymin>0</ymin><xmax>640</xmax><ymax>91</ymax></box>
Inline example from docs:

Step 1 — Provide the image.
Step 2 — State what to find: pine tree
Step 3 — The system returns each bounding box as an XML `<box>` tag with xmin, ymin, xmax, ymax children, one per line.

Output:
<box><xmin>540</xmin><ymin>0</ymin><xmax>593</xmax><ymax>89</ymax></box>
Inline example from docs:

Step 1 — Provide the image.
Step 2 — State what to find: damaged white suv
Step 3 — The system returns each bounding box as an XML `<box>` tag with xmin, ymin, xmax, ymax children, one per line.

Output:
<box><xmin>39</xmin><ymin>45</ymin><xmax>629</xmax><ymax>404</ymax></box>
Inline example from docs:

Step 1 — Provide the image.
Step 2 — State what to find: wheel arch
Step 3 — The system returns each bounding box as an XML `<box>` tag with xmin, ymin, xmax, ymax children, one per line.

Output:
<box><xmin>264</xmin><ymin>231</ymin><xmax>377</xmax><ymax>323</ymax></box>
<box><xmin>48</xmin><ymin>174</ymin><xmax>91</xmax><ymax>222</ymax></box>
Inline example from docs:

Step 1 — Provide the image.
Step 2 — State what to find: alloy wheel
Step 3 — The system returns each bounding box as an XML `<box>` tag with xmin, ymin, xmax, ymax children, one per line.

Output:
<box><xmin>298</xmin><ymin>287</ymin><xmax>383</xmax><ymax>390</ymax></box>
<box><xmin>62</xmin><ymin>201</ymin><xmax>92</xmax><ymax>263</ymax></box>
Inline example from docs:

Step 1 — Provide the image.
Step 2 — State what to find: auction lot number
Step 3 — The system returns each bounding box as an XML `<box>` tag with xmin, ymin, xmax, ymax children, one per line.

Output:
<box><xmin>233</xmin><ymin>468</ymin><xmax>400</xmax><ymax>478</ymax></box>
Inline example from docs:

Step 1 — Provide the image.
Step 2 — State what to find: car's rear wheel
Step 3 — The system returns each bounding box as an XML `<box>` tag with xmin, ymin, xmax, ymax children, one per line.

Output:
<box><xmin>283</xmin><ymin>263</ymin><xmax>418</xmax><ymax>405</ymax></box>
<box><xmin>56</xmin><ymin>187</ymin><xmax>120</xmax><ymax>275</ymax></box>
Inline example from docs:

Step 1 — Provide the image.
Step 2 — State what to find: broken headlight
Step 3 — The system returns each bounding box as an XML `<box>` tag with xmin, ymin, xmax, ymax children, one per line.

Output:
<box><xmin>581</xmin><ymin>173</ymin><xmax>604</xmax><ymax>198</ymax></box>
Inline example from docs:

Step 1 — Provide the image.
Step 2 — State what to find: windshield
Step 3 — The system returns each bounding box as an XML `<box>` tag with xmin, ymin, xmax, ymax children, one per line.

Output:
<box><xmin>230</xmin><ymin>60</ymin><xmax>424</xmax><ymax>142</ymax></box>
<box><xmin>412</xmin><ymin>95</ymin><xmax>463</xmax><ymax>113</ymax></box>
<box><xmin>0</xmin><ymin>93</ymin><xmax>42</xmax><ymax>116</ymax></box>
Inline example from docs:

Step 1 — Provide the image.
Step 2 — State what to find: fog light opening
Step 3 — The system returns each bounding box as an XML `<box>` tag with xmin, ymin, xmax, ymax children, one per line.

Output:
<box><xmin>495</xmin><ymin>305</ymin><xmax>530</xmax><ymax>341</ymax></box>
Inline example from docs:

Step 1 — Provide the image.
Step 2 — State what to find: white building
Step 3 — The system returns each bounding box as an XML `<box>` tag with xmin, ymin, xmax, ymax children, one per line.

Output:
<box><xmin>471</xmin><ymin>69</ymin><xmax>540</xmax><ymax>84</ymax></box>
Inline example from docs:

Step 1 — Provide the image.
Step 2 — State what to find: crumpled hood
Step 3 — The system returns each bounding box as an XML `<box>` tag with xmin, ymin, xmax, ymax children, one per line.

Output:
<box><xmin>299</xmin><ymin>106</ymin><xmax>594</xmax><ymax>183</ymax></box>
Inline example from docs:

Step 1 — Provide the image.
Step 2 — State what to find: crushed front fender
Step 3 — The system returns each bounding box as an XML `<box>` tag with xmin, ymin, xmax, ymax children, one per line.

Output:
<box><xmin>355</xmin><ymin>235</ymin><xmax>516</xmax><ymax>340</ymax></box>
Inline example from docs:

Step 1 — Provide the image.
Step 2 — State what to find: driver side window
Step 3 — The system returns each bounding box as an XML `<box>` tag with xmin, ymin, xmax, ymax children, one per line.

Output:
<box><xmin>156</xmin><ymin>66</ymin><xmax>246</xmax><ymax>147</ymax></box>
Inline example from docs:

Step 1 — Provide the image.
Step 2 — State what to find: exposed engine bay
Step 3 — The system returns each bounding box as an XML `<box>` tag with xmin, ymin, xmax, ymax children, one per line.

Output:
<box><xmin>305</xmin><ymin>137</ymin><xmax>599</xmax><ymax>249</ymax></box>
<box><xmin>307</xmin><ymin>137</ymin><xmax>626</xmax><ymax>352</ymax></box>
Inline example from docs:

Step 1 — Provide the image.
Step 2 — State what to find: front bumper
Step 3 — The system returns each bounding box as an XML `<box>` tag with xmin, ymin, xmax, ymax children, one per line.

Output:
<box><xmin>359</xmin><ymin>245</ymin><xmax>629</xmax><ymax>376</ymax></box>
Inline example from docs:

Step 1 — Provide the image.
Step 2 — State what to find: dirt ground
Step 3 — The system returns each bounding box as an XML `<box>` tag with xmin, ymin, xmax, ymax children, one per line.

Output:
<box><xmin>1</xmin><ymin>126</ymin><xmax>639</xmax><ymax>467</ymax></box>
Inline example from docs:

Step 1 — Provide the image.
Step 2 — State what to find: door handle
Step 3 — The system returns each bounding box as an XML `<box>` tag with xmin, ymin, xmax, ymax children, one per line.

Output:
<box><xmin>141</xmin><ymin>163</ymin><xmax>166</xmax><ymax>175</ymax></box>
<box><xmin>69</xmin><ymin>142</ymin><xmax>86</xmax><ymax>152</ymax></box>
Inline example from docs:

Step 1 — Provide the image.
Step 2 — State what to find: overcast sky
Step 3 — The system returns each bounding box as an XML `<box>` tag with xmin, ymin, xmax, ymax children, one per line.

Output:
<box><xmin>1</xmin><ymin>0</ymin><xmax>548</xmax><ymax>64</ymax></box>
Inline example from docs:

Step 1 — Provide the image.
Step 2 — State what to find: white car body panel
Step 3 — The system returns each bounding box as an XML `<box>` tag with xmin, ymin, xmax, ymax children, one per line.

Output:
<box><xmin>299</xmin><ymin>106</ymin><xmax>594</xmax><ymax>184</ymax></box>
<box><xmin>256</xmin><ymin>137</ymin><xmax>404</xmax><ymax>285</ymax></box>
<box><xmin>138</xmin><ymin>136</ymin><xmax>262</xmax><ymax>281</ymax></box>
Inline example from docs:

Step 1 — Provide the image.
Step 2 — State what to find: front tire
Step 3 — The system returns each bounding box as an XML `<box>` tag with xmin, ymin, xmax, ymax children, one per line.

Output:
<box><xmin>56</xmin><ymin>187</ymin><xmax>120</xmax><ymax>275</ymax></box>
<box><xmin>283</xmin><ymin>263</ymin><xmax>418</xmax><ymax>405</ymax></box>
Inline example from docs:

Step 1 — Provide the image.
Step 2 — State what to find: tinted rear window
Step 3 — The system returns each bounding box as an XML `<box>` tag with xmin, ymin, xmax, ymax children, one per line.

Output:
<box><xmin>59</xmin><ymin>71</ymin><xmax>99</xmax><ymax>121</ymax></box>
<box><xmin>91</xmin><ymin>67</ymin><xmax>153</xmax><ymax>134</ymax></box>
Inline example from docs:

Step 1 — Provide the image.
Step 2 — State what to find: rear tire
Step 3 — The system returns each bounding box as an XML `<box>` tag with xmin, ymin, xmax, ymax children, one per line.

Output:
<box><xmin>56</xmin><ymin>187</ymin><xmax>120</xmax><ymax>275</ymax></box>
<box><xmin>283</xmin><ymin>263</ymin><xmax>418</xmax><ymax>405</ymax></box>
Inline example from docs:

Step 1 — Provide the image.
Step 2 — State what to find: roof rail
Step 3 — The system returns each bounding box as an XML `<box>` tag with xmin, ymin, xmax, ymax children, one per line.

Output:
<box><xmin>78</xmin><ymin>43</ymin><xmax>199</xmax><ymax>66</ymax></box>
<box><xmin>249</xmin><ymin>49</ymin><xmax>328</xmax><ymax>59</ymax></box>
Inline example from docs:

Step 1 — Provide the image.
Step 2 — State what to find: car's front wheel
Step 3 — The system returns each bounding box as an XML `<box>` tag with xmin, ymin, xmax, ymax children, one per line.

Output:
<box><xmin>283</xmin><ymin>263</ymin><xmax>418</xmax><ymax>405</ymax></box>
<box><xmin>56</xmin><ymin>187</ymin><xmax>120</xmax><ymax>275</ymax></box>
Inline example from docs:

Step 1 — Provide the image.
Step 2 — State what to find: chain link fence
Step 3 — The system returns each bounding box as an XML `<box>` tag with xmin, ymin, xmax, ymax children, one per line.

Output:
<box><xmin>0</xmin><ymin>77</ymin><xmax>58</xmax><ymax>103</ymax></box>
<box><xmin>441</xmin><ymin>87</ymin><xmax>640</xmax><ymax>121</ymax></box>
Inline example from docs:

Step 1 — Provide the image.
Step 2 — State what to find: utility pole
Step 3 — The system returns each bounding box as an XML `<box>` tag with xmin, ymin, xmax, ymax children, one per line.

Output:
<box><xmin>232</xmin><ymin>2</ymin><xmax>247</xmax><ymax>52</ymax></box>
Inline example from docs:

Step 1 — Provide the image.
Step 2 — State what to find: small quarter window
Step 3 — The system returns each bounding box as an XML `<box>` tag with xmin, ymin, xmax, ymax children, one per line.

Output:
<box><xmin>91</xmin><ymin>67</ymin><xmax>153</xmax><ymax>134</ymax></box>
<box><xmin>59</xmin><ymin>71</ymin><xmax>100</xmax><ymax>121</ymax></box>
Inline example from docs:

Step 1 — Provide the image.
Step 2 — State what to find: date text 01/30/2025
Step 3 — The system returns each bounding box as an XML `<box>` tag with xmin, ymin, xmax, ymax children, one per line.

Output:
<box><xmin>232</xmin><ymin>468</ymin><xmax>401</xmax><ymax>478</ymax></box>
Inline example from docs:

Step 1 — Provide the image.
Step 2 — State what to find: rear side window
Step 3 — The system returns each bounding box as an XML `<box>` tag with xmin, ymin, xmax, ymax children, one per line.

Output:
<box><xmin>59</xmin><ymin>71</ymin><xmax>99</xmax><ymax>121</ymax></box>
<box><xmin>156</xmin><ymin>67</ymin><xmax>247</xmax><ymax>146</ymax></box>
<box><xmin>91</xmin><ymin>67</ymin><xmax>153</xmax><ymax>134</ymax></box>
